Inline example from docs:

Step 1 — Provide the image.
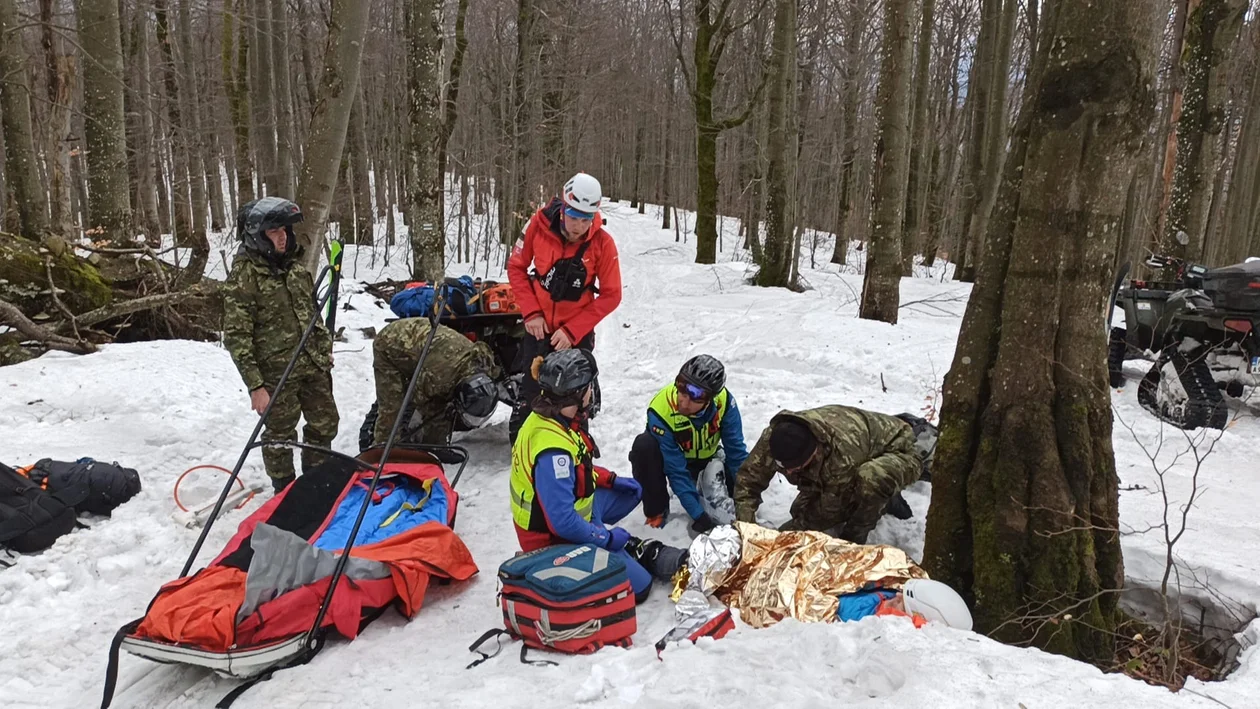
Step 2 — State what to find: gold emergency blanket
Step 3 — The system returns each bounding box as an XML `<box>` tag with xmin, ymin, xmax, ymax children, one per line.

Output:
<box><xmin>710</xmin><ymin>522</ymin><xmax>927</xmax><ymax>627</ymax></box>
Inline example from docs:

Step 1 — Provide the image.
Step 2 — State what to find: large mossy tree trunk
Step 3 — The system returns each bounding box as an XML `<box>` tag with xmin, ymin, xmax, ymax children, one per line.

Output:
<box><xmin>922</xmin><ymin>0</ymin><xmax>1164</xmax><ymax>663</ymax></box>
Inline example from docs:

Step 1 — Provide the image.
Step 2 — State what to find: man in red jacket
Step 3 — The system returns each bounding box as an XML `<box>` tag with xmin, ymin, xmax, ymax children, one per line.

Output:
<box><xmin>507</xmin><ymin>172</ymin><xmax>623</xmax><ymax>443</ymax></box>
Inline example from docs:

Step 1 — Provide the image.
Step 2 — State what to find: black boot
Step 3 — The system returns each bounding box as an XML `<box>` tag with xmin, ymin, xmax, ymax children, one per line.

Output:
<box><xmin>271</xmin><ymin>474</ymin><xmax>296</xmax><ymax>494</ymax></box>
<box><xmin>626</xmin><ymin>537</ymin><xmax>689</xmax><ymax>582</ymax></box>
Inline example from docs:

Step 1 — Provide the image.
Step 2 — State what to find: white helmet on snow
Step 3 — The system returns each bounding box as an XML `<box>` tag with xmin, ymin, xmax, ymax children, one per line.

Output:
<box><xmin>901</xmin><ymin>579</ymin><xmax>973</xmax><ymax>631</ymax></box>
<box><xmin>563</xmin><ymin>173</ymin><xmax>602</xmax><ymax>215</ymax></box>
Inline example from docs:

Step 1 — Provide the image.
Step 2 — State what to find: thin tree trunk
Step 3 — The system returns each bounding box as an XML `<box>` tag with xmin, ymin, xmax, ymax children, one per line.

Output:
<box><xmin>407</xmin><ymin>0</ymin><xmax>444</xmax><ymax>281</ymax></box>
<box><xmin>133</xmin><ymin>12</ymin><xmax>161</xmax><ymax>239</ymax></box>
<box><xmin>224</xmin><ymin>0</ymin><xmax>254</xmax><ymax>205</ymax></box>
<box><xmin>349</xmin><ymin>87</ymin><xmax>374</xmax><ymax>246</ymax></box>
<box><xmin>510</xmin><ymin>0</ymin><xmax>540</xmax><ymax>241</ymax></box>
<box><xmin>0</xmin><ymin>0</ymin><xmax>50</xmax><ymax>238</ymax></box>
<box><xmin>295</xmin><ymin>0</ymin><xmax>371</xmax><ymax>270</ymax></box>
<box><xmin>831</xmin><ymin>0</ymin><xmax>863</xmax><ymax>266</ymax></box>
<box><xmin>250</xmin><ymin>0</ymin><xmax>277</xmax><ymax>194</ymax></box>
<box><xmin>271</xmin><ymin>0</ymin><xmax>297</xmax><ymax>197</ymax></box>
<box><xmin>959</xmin><ymin>0</ymin><xmax>1017</xmax><ymax>282</ymax></box>
<box><xmin>79</xmin><ymin>0</ymin><xmax>132</xmax><ymax>245</ymax></box>
<box><xmin>923</xmin><ymin>0</ymin><xmax>1163</xmax><ymax>661</ymax></box>
<box><xmin>122</xmin><ymin>2</ymin><xmax>146</xmax><ymax>241</ymax></box>
<box><xmin>1152</xmin><ymin>0</ymin><xmax>1196</xmax><ymax>256</ymax></box>
<box><xmin>1220</xmin><ymin>21</ymin><xmax>1260</xmax><ymax>263</ymax></box>
<box><xmin>859</xmin><ymin>0</ymin><xmax>913</xmax><ymax>322</ymax></box>
<box><xmin>40</xmin><ymin>0</ymin><xmax>75</xmax><ymax>239</ymax></box>
<box><xmin>155</xmin><ymin>0</ymin><xmax>193</xmax><ymax>251</ymax></box>
<box><xmin>903</xmin><ymin>0</ymin><xmax>936</xmax><ymax>275</ymax></box>
<box><xmin>177</xmin><ymin>0</ymin><xmax>208</xmax><ymax>240</ymax></box>
<box><xmin>757</xmin><ymin>0</ymin><xmax>797</xmax><ymax>287</ymax></box>
<box><xmin>1162</xmin><ymin>0</ymin><xmax>1246</xmax><ymax>262</ymax></box>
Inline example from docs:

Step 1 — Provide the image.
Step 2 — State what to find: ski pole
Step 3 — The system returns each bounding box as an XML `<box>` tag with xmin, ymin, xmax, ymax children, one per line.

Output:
<box><xmin>305</xmin><ymin>289</ymin><xmax>451</xmax><ymax>647</ymax></box>
<box><xmin>178</xmin><ymin>265</ymin><xmax>335</xmax><ymax>578</ymax></box>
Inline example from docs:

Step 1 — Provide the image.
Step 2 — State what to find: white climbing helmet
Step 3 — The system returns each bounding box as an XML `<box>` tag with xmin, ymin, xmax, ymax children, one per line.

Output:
<box><xmin>563</xmin><ymin>173</ymin><xmax>602</xmax><ymax>215</ymax></box>
<box><xmin>901</xmin><ymin>579</ymin><xmax>973</xmax><ymax>631</ymax></box>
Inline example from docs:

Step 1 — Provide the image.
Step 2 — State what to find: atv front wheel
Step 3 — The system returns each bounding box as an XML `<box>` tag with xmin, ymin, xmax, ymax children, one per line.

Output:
<box><xmin>1136</xmin><ymin>350</ymin><xmax>1228</xmax><ymax>430</ymax></box>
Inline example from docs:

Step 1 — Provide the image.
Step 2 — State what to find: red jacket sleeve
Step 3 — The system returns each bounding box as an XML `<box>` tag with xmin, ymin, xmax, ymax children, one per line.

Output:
<box><xmin>507</xmin><ymin>220</ymin><xmax>544</xmax><ymax>321</ymax></box>
<box><xmin>560</xmin><ymin>233</ymin><xmax>622</xmax><ymax>342</ymax></box>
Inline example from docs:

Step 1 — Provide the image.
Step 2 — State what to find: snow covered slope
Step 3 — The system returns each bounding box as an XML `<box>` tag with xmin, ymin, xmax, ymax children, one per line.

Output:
<box><xmin>1</xmin><ymin>199</ymin><xmax>1256</xmax><ymax>708</ymax></box>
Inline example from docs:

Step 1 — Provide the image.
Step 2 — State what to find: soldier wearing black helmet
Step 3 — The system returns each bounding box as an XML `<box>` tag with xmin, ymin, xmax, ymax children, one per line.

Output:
<box><xmin>367</xmin><ymin>317</ymin><xmax>504</xmax><ymax>447</ymax></box>
<box><xmin>222</xmin><ymin>197</ymin><xmax>339</xmax><ymax>492</ymax></box>
<box><xmin>628</xmin><ymin>355</ymin><xmax>749</xmax><ymax>534</ymax></box>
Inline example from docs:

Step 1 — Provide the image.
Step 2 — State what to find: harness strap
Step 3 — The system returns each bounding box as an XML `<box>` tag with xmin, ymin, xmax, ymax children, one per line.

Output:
<box><xmin>466</xmin><ymin>628</ymin><xmax>510</xmax><ymax>669</ymax></box>
<box><xmin>99</xmin><ymin>617</ymin><xmax>143</xmax><ymax>709</ymax></box>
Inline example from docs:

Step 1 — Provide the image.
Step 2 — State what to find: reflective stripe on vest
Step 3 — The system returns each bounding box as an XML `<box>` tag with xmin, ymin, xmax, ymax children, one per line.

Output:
<box><xmin>647</xmin><ymin>384</ymin><xmax>728</xmax><ymax>460</ymax></box>
<box><xmin>509</xmin><ymin>413</ymin><xmax>596</xmax><ymax>532</ymax></box>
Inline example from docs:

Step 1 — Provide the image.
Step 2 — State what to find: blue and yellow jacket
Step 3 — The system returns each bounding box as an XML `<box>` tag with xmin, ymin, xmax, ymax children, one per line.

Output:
<box><xmin>645</xmin><ymin>384</ymin><xmax>749</xmax><ymax>519</ymax></box>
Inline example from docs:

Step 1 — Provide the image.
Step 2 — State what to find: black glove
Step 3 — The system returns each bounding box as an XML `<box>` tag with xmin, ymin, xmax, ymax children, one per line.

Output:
<box><xmin>884</xmin><ymin>491</ymin><xmax>913</xmax><ymax>521</ymax></box>
<box><xmin>690</xmin><ymin>513</ymin><xmax>716</xmax><ymax>534</ymax></box>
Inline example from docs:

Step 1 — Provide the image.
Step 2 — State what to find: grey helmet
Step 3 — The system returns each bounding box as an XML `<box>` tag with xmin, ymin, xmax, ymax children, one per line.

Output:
<box><xmin>537</xmin><ymin>349</ymin><xmax>598</xmax><ymax>399</ymax></box>
<box><xmin>455</xmin><ymin>373</ymin><xmax>500</xmax><ymax>428</ymax></box>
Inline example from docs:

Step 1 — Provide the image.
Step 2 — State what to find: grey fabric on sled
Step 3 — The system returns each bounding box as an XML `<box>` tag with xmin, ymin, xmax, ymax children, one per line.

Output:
<box><xmin>238</xmin><ymin>523</ymin><xmax>391</xmax><ymax>622</ymax></box>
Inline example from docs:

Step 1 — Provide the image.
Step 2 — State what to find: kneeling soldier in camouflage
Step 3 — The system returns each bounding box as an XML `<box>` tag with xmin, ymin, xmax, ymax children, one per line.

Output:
<box><xmin>735</xmin><ymin>405</ymin><xmax>921</xmax><ymax>543</ymax></box>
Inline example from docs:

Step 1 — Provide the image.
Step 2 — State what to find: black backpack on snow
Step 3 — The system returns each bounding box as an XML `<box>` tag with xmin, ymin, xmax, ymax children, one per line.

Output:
<box><xmin>0</xmin><ymin>462</ymin><xmax>77</xmax><ymax>554</ymax></box>
<box><xmin>24</xmin><ymin>458</ymin><xmax>142</xmax><ymax>516</ymax></box>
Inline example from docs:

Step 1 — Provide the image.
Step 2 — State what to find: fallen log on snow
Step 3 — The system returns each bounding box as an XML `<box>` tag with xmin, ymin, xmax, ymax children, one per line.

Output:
<box><xmin>0</xmin><ymin>230</ymin><xmax>223</xmax><ymax>366</ymax></box>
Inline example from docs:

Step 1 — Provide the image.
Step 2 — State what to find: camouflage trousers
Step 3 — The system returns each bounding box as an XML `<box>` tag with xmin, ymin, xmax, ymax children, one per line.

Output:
<box><xmin>260</xmin><ymin>365</ymin><xmax>340</xmax><ymax>480</ymax></box>
<box><xmin>782</xmin><ymin>428</ymin><xmax>920</xmax><ymax>543</ymax></box>
<box><xmin>372</xmin><ymin>346</ymin><xmax>453</xmax><ymax>447</ymax></box>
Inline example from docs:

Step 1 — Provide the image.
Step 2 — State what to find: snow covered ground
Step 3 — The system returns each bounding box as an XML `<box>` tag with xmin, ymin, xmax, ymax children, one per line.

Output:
<box><xmin>1</xmin><ymin>198</ymin><xmax>1257</xmax><ymax>708</ymax></box>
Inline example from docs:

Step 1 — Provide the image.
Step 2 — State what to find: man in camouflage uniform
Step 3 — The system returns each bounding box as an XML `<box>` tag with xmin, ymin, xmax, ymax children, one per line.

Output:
<box><xmin>372</xmin><ymin>317</ymin><xmax>502</xmax><ymax>446</ymax></box>
<box><xmin>223</xmin><ymin>197</ymin><xmax>339</xmax><ymax>492</ymax></box>
<box><xmin>734</xmin><ymin>405</ymin><xmax>920</xmax><ymax>543</ymax></box>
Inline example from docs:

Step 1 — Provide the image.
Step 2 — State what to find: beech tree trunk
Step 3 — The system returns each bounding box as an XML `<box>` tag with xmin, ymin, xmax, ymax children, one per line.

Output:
<box><xmin>859</xmin><ymin>0</ymin><xmax>913</xmax><ymax>323</ymax></box>
<box><xmin>78</xmin><ymin>0</ymin><xmax>132</xmax><ymax>244</ymax></box>
<box><xmin>271</xmin><ymin>0</ymin><xmax>297</xmax><ymax>198</ymax></box>
<box><xmin>757</xmin><ymin>0</ymin><xmax>797</xmax><ymax>287</ymax></box>
<box><xmin>224</xmin><ymin>0</ymin><xmax>254</xmax><ymax>205</ymax></box>
<box><xmin>903</xmin><ymin>0</ymin><xmax>936</xmax><ymax>274</ymax></box>
<box><xmin>0</xmin><ymin>0</ymin><xmax>49</xmax><ymax>238</ymax></box>
<box><xmin>40</xmin><ymin>0</ymin><xmax>75</xmax><ymax>239</ymax></box>
<box><xmin>295</xmin><ymin>0</ymin><xmax>371</xmax><ymax>270</ymax></box>
<box><xmin>923</xmin><ymin>0</ymin><xmax>1164</xmax><ymax>662</ymax></box>
<box><xmin>1161</xmin><ymin>0</ymin><xmax>1246</xmax><ymax>262</ymax></box>
<box><xmin>407</xmin><ymin>0</ymin><xmax>444</xmax><ymax>281</ymax></box>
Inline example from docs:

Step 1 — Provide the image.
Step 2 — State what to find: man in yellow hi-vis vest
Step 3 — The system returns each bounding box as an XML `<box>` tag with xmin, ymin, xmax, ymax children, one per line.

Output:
<box><xmin>629</xmin><ymin>355</ymin><xmax>749</xmax><ymax>534</ymax></box>
<box><xmin>509</xmin><ymin>350</ymin><xmax>673</xmax><ymax>602</ymax></box>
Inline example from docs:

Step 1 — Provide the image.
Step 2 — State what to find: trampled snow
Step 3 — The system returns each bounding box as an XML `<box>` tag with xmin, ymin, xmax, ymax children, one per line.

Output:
<box><xmin>1</xmin><ymin>199</ymin><xmax>1256</xmax><ymax>708</ymax></box>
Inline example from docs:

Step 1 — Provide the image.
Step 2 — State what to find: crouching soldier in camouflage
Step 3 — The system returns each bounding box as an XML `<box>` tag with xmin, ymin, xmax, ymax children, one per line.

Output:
<box><xmin>223</xmin><ymin>197</ymin><xmax>339</xmax><ymax>493</ymax></box>
<box><xmin>734</xmin><ymin>405</ymin><xmax>920</xmax><ymax>543</ymax></box>
<box><xmin>371</xmin><ymin>317</ymin><xmax>503</xmax><ymax>447</ymax></box>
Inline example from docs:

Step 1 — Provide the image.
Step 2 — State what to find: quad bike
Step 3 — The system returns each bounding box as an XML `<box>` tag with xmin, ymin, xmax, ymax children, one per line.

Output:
<box><xmin>1108</xmin><ymin>254</ymin><xmax>1260</xmax><ymax>429</ymax></box>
